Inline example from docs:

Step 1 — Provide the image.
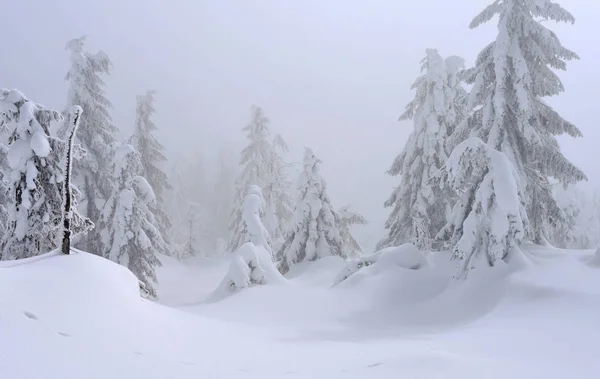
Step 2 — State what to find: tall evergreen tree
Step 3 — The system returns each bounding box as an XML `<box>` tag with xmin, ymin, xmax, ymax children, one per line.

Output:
<box><xmin>0</xmin><ymin>89</ymin><xmax>91</xmax><ymax>259</ymax></box>
<box><xmin>262</xmin><ymin>134</ymin><xmax>294</xmax><ymax>250</ymax></box>
<box><xmin>64</xmin><ymin>36</ymin><xmax>118</xmax><ymax>252</ymax></box>
<box><xmin>276</xmin><ymin>148</ymin><xmax>343</xmax><ymax>274</ymax></box>
<box><xmin>380</xmin><ymin>49</ymin><xmax>467</xmax><ymax>250</ymax></box>
<box><xmin>99</xmin><ymin>144</ymin><xmax>165</xmax><ymax>298</ymax></box>
<box><xmin>460</xmin><ymin>0</ymin><xmax>586</xmax><ymax>245</ymax></box>
<box><xmin>228</xmin><ymin>106</ymin><xmax>292</xmax><ymax>252</ymax></box>
<box><xmin>129</xmin><ymin>90</ymin><xmax>172</xmax><ymax>240</ymax></box>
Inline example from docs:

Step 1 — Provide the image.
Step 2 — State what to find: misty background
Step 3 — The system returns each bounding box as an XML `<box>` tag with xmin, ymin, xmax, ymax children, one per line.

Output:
<box><xmin>3</xmin><ymin>0</ymin><xmax>599</xmax><ymax>251</ymax></box>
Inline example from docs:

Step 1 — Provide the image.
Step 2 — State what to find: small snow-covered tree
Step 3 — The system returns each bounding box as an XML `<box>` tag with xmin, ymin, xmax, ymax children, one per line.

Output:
<box><xmin>380</xmin><ymin>49</ymin><xmax>467</xmax><ymax>251</ymax></box>
<box><xmin>228</xmin><ymin>106</ymin><xmax>292</xmax><ymax>252</ymax></box>
<box><xmin>99</xmin><ymin>144</ymin><xmax>165</xmax><ymax>298</ymax></box>
<box><xmin>276</xmin><ymin>148</ymin><xmax>343</xmax><ymax>274</ymax></box>
<box><xmin>213</xmin><ymin>185</ymin><xmax>284</xmax><ymax>296</ymax></box>
<box><xmin>129</xmin><ymin>90</ymin><xmax>172</xmax><ymax>241</ymax></box>
<box><xmin>0</xmin><ymin>89</ymin><xmax>91</xmax><ymax>259</ymax></box>
<box><xmin>64</xmin><ymin>36</ymin><xmax>119</xmax><ymax>251</ymax></box>
<box><xmin>549</xmin><ymin>185</ymin><xmax>600</xmax><ymax>249</ymax></box>
<box><xmin>336</xmin><ymin>206</ymin><xmax>368</xmax><ymax>258</ymax></box>
<box><xmin>462</xmin><ymin>0</ymin><xmax>586</xmax><ymax>245</ymax></box>
<box><xmin>243</xmin><ymin>185</ymin><xmax>273</xmax><ymax>254</ymax></box>
<box><xmin>437</xmin><ymin>138</ymin><xmax>529</xmax><ymax>279</ymax></box>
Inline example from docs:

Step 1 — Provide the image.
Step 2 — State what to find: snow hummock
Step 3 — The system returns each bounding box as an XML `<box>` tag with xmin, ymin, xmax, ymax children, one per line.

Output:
<box><xmin>2</xmin><ymin>246</ymin><xmax>600</xmax><ymax>378</ymax></box>
<box><xmin>334</xmin><ymin>243</ymin><xmax>429</xmax><ymax>285</ymax></box>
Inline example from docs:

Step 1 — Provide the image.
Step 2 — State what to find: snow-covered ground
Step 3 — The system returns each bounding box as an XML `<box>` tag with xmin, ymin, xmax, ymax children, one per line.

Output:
<box><xmin>2</xmin><ymin>246</ymin><xmax>600</xmax><ymax>378</ymax></box>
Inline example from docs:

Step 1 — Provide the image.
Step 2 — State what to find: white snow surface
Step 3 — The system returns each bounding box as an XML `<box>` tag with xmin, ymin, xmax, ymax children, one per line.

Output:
<box><xmin>2</xmin><ymin>245</ymin><xmax>600</xmax><ymax>378</ymax></box>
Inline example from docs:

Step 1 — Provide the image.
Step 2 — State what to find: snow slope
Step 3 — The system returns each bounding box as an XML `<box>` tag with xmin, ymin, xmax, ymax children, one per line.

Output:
<box><xmin>2</xmin><ymin>246</ymin><xmax>600</xmax><ymax>378</ymax></box>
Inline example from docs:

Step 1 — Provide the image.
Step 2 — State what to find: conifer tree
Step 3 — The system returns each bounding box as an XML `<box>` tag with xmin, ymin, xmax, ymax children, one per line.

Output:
<box><xmin>99</xmin><ymin>144</ymin><xmax>165</xmax><ymax>298</ymax></box>
<box><xmin>263</xmin><ymin>135</ymin><xmax>294</xmax><ymax>250</ymax></box>
<box><xmin>129</xmin><ymin>90</ymin><xmax>172</xmax><ymax>240</ymax></box>
<box><xmin>64</xmin><ymin>36</ymin><xmax>118</xmax><ymax>252</ymax></box>
<box><xmin>438</xmin><ymin>138</ymin><xmax>529</xmax><ymax>279</ymax></box>
<box><xmin>228</xmin><ymin>106</ymin><xmax>292</xmax><ymax>252</ymax></box>
<box><xmin>276</xmin><ymin>148</ymin><xmax>343</xmax><ymax>274</ymax></box>
<box><xmin>0</xmin><ymin>89</ymin><xmax>91</xmax><ymax>259</ymax></box>
<box><xmin>460</xmin><ymin>0</ymin><xmax>586</xmax><ymax>245</ymax></box>
<box><xmin>336</xmin><ymin>206</ymin><xmax>367</xmax><ymax>258</ymax></box>
<box><xmin>380</xmin><ymin>49</ymin><xmax>467</xmax><ymax>250</ymax></box>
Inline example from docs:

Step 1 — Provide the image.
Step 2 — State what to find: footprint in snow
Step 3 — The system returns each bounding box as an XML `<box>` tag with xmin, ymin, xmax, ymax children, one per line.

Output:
<box><xmin>58</xmin><ymin>332</ymin><xmax>71</xmax><ymax>337</ymax></box>
<box><xmin>23</xmin><ymin>311</ymin><xmax>38</xmax><ymax>320</ymax></box>
<box><xmin>367</xmin><ymin>362</ymin><xmax>383</xmax><ymax>368</ymax></box>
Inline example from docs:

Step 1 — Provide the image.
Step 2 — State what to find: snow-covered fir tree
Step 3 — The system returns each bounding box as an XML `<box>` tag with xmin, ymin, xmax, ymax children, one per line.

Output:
<box><xmin>438</xmin><ymin>138</ymin><xmax>529</xmax><ymax>279</ymax></box>
<box><xmin>262</xmin><ymin>134</ymin><xmax>293</xmax><ymax>250</ymax></box>
<box><xmin>227</xmin><ymin>106</ymin><xmax>292</xmax><ymax>252</ymax></box>
<box><xmin>276</xmin><ymin>148</ymin><xmax>343</xmax><ymax>274</ymax></box>
<box><xmin>99</xmin><ymin>144</ymin><xmax>165</xmax><ymax>298</ymax></box>
<box><xmin>549</xmin><ymin>185</ymin><xmax>600</xmax><ymax>249</ymax></box>
<box><xmin>0</xmin><ymin>89</ymin><xmax>91</xmax><ymax>260</ymax></box>
<box><xmin>461</xmin><ymin>0</ymin><xmax>586</xmax><ymax>245</ymax></box>
<box><xmin>129</xmin><ymin>90</ymin><xmax>172</xmax><ymax>241</ymax></box>
<box><xmin>336</xmin><ymin>206</ymin><xmax>367</xmax><ymax>258</ymax></box>
<box><xmin>64</xmin><ymin>36</ymin><xmax>119</xmax><ymax>252</ymax></box>
<box><xmin>380</xmin><ymin>49</ymin><xmax>467</xmax><ymax>250</ymax></box>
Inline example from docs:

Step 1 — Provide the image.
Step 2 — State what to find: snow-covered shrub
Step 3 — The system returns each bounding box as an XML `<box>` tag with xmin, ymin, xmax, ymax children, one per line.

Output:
<box><xmin>437</xmin><ymin>138</ymin><xmax>528</xmax><ymax>279</ymax></box>
<box><xmin>276</xmin><ymin>148</ymin><xmax>344</xmax><ymax>274</ymax></box>
<box><xmin>334</xmin><ymin>243</ymin><xmax>429</xmax><ymax>285</ymax></box>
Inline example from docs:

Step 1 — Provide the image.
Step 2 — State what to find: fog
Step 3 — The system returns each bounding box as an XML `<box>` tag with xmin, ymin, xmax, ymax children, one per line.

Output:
<box><xmin>2</xmin><ymin>0</ymin><xmax>599</xmax><ymax>250</ymax></box>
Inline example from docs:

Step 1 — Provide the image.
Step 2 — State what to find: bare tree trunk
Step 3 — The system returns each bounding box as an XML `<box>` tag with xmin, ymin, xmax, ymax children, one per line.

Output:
<box><xmin>62</xmin><ymin>106</ymin><xmax>83</xmax><ymax>255</ymax></box>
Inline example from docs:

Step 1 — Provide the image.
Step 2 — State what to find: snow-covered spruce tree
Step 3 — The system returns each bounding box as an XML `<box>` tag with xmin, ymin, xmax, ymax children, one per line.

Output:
<box><xmin>0</xmin><ymin>89</ymin><xmax>91</xmax><ymax>259</ymax></box>
<box><xmin>437</xmin><ymin>138</ymin><xmax>529</xmax><ymax>279</ymax></box>
<box><xmin>379</xmin><ymin>49</ymin><xmax>467</xmax><ymax>251</ymax></box>
<box><xmin>227</xmin><ymin>106</ymin><xmax>292</xmax><ymax>252</ymax></box>
<box><xmin>129</xmin><ymin>90</ymin><xmax>172</xmax><ymax>241</ymax></box>
<box><xmin>549</xmin><ymin>186</ymin><xmax>600</xmax><ymax>249</ymax></box>
<box><xmin>276</xmin><ymin>148</ymin><xmax>343</xmax><ymax>274</ymax></box>
<box><xmin>262</xmin><ymin>134</ymin><xmax>294</xmax><ymax>250</ymax></box>
<box><xmin>99</xmin><ymin>144</ymin><xmax>165</xmax><ymax>298</ymax></box>
<box><xmin>461</xmin><ymin>0</ymin><xmax>586</xmax><ymax>245</ymax></box>
<box><xmin>64</xmin><ymin>36</ymin><xmax>119</xmax><ymax>252</ymax></box>
<box><xmin>336</xmin><ymin>206</ymin><xmax>368</xmax><ymax>258</ymax></box>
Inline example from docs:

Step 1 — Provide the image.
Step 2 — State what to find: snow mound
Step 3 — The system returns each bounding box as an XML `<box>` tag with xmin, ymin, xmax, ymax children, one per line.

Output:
<box><xmin>586</xmin><ymin>248</ymin><xmax>600</xmax><ymax>267</ymax></box>
<box><xmin>334</xmin><ymin>244</ymin><xmax>429</xmax><ymax>285</ymax></box>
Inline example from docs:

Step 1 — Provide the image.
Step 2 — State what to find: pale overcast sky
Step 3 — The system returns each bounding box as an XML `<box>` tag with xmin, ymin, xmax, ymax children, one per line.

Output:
<box><xmin>2</xmin><ymin>0</ymin><xmax>599</xmax><ymax>250</ymax></box>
